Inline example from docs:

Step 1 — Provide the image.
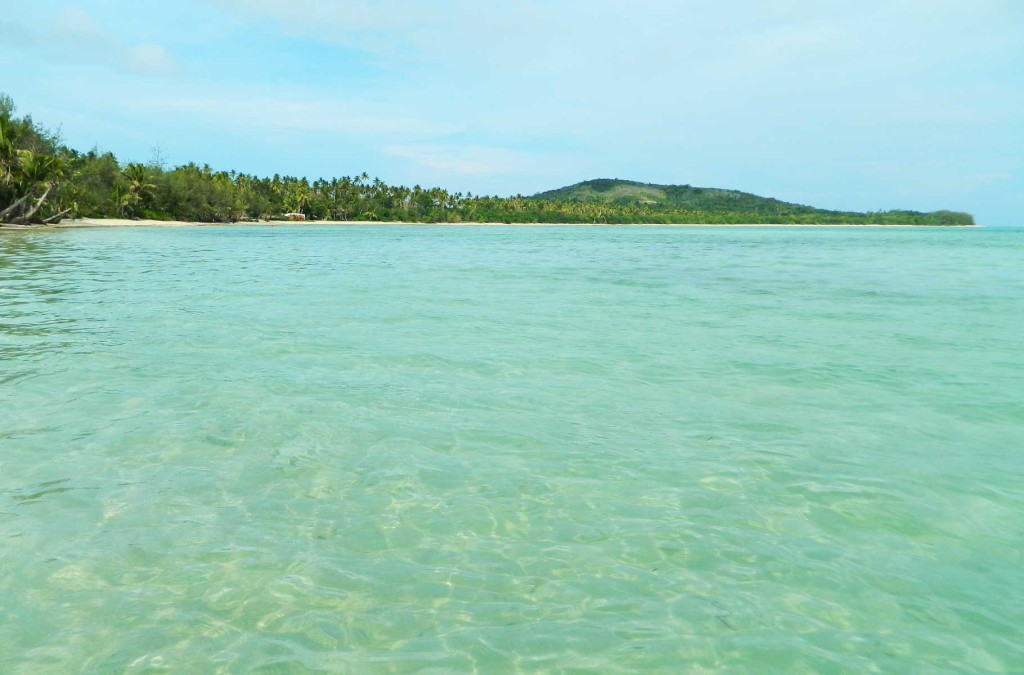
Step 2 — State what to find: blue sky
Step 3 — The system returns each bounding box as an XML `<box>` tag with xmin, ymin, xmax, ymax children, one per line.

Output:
<box><xmin>2</xmin><ymin>1</ymin><xmax>1022</xmax><ymax>224</ymax></box>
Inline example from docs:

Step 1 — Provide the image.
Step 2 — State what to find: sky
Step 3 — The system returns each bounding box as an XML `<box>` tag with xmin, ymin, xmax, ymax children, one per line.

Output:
<box><xmin>1</xmin><ymin>1</ymin><xmax>1022</xmax><ymax>224</ymax></box>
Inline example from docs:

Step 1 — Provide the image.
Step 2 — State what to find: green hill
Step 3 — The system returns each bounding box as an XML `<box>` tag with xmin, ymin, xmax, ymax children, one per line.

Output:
<box><xmin>531</xmin><ymin>179</ymin><xmax>974</xmax><ymax>225</ymax></box>
<box><xmin>532</xmin><ymin>178</ymin><xmax>826</xmax><ymax>214</ymax></box>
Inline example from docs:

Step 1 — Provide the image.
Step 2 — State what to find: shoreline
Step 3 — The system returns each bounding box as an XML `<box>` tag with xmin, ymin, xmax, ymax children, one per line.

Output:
<box><xmin>0</xmin><ymin>218</ymin><xmax>979</xmax><ymax>230</ymax></box>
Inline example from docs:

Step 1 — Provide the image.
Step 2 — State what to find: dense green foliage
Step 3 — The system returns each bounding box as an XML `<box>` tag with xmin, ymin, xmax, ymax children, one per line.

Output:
<box><xmin>1</xmin><ymin>95</ymin><xmax>974</xmax><ymax>226</ymax></box>
<box><xmin>533</xmin><ymin>179</ymin><xmax>976</xmax><ymax>225</ymax></box>
<box><xmin>0</xmin><ymin>94</ymin><xmax>71</xmax><ymax>225</ymax></box>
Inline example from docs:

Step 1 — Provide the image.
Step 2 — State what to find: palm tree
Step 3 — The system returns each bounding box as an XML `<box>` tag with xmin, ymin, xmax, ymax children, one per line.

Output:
<box><xmin>0</xmin><ymin>113</ymin><xmax>16</xmax><ymax>188</ymax></box>
<box><xmin>0</xmin><ymin>150</ymin><xmax>67</xmax><ymax>224</ymax></box>
<box><xmin>122</xmin><ymin>163</ymin><xmax>156</xmax><ymax>216</ymax></box>
<box><xmin>285</xmin><ymin>181</ymin><xmax>310</xmax><ymax>215</ymax></box>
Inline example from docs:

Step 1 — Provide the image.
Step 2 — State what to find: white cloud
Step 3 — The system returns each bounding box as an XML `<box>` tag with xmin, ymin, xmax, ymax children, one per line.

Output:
<box><xmin>141</xmin><ymin>91</ymin><xmax>459</xmax><ymax>137</ymax></box>
<box><xmin>211</xmin><ymin>0</ymin><xmax>436</xmax><ymax>30</ymax></box>
<box><xmin>384</xmin><ymin>144</ymin><xmax>554</xmax><ymax>176</ymax></box>
<box><xmin>129</xmin><ymin>45</ymin><xmax>179</xmax><ymax>75</ymax></box>
<box><xmin>53</xmin><ymin>6</ymin><xmax>107</xmax><ymax>41</ymax></box>
<box><xmin>17</xmin><ymin>6</ymin><xmax>181</xmax><ymax>76</ymax></box>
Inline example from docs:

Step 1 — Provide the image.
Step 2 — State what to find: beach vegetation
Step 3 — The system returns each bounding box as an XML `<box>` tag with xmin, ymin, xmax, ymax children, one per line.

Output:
<box><xmin>0</xmin><ymin>94</ymin><xmax>975</xmax><ymax>227</ymax></box>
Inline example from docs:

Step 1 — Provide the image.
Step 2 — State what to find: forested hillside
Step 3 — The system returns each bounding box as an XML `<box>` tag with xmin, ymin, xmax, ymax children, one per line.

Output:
<box><xmin>532</xmin><ymin>179</ymin><xmax>974</xmax><ymax>225</ymax></box>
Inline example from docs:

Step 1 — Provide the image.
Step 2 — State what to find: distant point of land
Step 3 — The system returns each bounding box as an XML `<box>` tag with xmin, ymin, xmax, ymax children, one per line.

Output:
<box><xmin>530</xmin><ymin>179</ymin><xmax>974</xmax><ymax>226</ymax></box>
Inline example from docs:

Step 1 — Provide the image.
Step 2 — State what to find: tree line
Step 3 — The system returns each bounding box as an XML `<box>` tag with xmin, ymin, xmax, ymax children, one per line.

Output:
<box><xmin>1</xmin><ymin>95</ymin><xmax>974</xmax><ymax>226</ymax></box>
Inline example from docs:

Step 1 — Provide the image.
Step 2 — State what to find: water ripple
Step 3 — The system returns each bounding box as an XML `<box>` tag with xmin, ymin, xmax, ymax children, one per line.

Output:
<box><xmin>1</xmin><ymin>225</ymin><xmax>1023</xmax><ymax>672</ymax></box>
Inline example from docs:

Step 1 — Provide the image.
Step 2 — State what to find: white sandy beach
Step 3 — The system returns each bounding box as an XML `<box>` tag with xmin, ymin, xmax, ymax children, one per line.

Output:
<box><xmin>38</xmin><ymin>218</ymin><xmax>969</xmax><ymax>229</ymax></box>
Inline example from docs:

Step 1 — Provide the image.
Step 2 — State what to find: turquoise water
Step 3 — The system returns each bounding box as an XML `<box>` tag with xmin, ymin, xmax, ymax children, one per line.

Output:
<box><xmin>1</xmin><ymin>225</ymin><xmax>1022</xmax><ymax>673</ymax></box>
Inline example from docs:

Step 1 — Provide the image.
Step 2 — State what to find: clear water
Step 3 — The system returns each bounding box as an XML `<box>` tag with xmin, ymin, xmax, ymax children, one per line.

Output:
<box><xmin>1</xmin><ymin>225</ymin><xmax>1022</xmax><ymax>673</ymax></box>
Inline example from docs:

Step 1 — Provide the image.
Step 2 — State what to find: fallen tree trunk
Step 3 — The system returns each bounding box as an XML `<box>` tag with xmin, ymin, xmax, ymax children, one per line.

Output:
<box><xmin>0</xmin><ymin>190</ymin><xmax>32</xmax><ymax>221</ymax></box>
<box><xmin>42</xmin><ymin>207</ymin><xmax>72</xmax><ymax>224</ymax></box>
<box><xmin>12</xmin><ymin>183</ymin><xmax>53</xmax><ymax>224</ymax></box>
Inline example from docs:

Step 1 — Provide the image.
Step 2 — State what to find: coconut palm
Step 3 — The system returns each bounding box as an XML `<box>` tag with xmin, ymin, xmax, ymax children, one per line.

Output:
<box><xmin>123</xmin><ymin>163</ymin><xmax>156</xmax><ymax>216</ymax></box>
<box><xmin>0</xmin><ymin>150</ymin><xmax>67</xmax><ymax>224</ymax></box>
<box><xmin>0</xmin><ymin>108</ymin><xmax>23</xmax><ymax>199</ymax></box>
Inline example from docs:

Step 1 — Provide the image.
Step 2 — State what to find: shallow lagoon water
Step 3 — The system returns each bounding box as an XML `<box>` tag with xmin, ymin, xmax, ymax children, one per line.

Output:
<box><xmin>1</xmin><ymin>225</ymin><xmax>1022</xmax><ymax>673</ymax></box>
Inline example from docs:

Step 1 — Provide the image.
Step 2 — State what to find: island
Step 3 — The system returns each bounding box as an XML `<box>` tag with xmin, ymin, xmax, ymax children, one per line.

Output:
<box><xmin>1</xmin><ymin>94</ymin><xmax>974</xmax><ymax>228</ymax></box>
